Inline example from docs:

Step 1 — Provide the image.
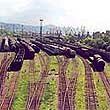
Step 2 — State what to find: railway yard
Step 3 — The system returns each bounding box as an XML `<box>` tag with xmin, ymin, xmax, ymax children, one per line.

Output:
<box><xmin>0</xmin><ymin>34</ymin><xmax>110</xmax><ymax>110</ymax></box>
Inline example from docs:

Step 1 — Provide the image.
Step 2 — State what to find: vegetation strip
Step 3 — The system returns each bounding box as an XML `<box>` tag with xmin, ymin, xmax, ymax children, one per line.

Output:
<box><xmin>12</xmin><ymin>61</ymin><xmax>29</xmax><ymax>110</ymax></box>
<box><xmin>98</xmin><ymin>72</ymin><xmax>110</xmax><ymax>106</ymax></box>
<box><xmin>40</xmin><ymin>56</ymin><xmax>58</xmax><ymax>110</ymax></box>
<box><xmin>26</xmin><ymin>60</ymin><xmax>36</xmax><ymax>110</ymax></box>
<box><xmin>27</xmin><ymin>53</ymin><xmax>50</xmax><ymax>110</ymax></box>
<box><xmin>104</xmin><ymin>63</ymin><xmax>110</xmax><ymax>78</ymax></box>
<box><xmin>40</xmin><ymin>76</ymin><xmax>57</xmax><ymax>110</ymax></box>
<box><xmin>93</xmin><ymin>72</ymin><xmax>109</xmax><ymax>110</ymax></box>
<box><xmin>75</xmin><ymin>57</ymin><xmax>85</xmax><ymax>110</ymax></box>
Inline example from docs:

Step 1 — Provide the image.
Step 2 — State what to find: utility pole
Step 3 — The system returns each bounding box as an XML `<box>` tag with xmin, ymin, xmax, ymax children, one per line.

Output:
<box><xmin>40</xmin><ymin>19</ymin><xmax>43</xmax><ymax>37</ymax></box>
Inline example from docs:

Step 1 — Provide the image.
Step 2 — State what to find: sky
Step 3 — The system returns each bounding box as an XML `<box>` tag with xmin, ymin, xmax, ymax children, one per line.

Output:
<box><xmin>0</xmin><ymin>0</ymin><xmax>110</xmax><ymax>31</ymax></box>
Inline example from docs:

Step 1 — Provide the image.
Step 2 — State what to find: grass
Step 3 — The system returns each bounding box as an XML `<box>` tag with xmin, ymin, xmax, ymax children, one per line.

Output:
<box><xmin>49</xmin><ymin>56</ymin><xmax>58</xmax><ymax>75</ymax></box>
<box><xmin>40</xmin><ymin>56</ymin><xmax>58</xmax><ymax>110</ymax></box>
<box><xmin>93</xmin><ymin>72</ymin><xmax>109</xmax><ymax>110</ymax></box>
<box><xmin>12</xmin><ymin>60</ymin><xmax>29</xmax><ymax>110</ymax></box>
<box><xmin>104</xmin><ymin>63</ymin><xmax>110</xmax><ymax>78</ymax></box>
<box><xmin>0</xmin><ymin>53</ymin><xmax>4</xmax><ymax>64</ymax></box>
<box><xmin>32</xmin><ymin>54</ymin><xmax>41</xmax><ymax>82</ymax></box>
<box><xmin>75</xmin><ymin>56</ymin><xmax>86</xmax><ymax>110</ymax></box>
<box><xmin>66</xmin><ymin>59</ymin><xmax>74</xmax><ymax>78</ymax></box>
<box><xmin>5</xmin><ymin>72</ymin><xmax>13</xmax><ymax>88</ymax></box>
<box><xmin>40</xmin><ymin>76</ymin><xmax>57</xmax><ymax>110</ymax></box>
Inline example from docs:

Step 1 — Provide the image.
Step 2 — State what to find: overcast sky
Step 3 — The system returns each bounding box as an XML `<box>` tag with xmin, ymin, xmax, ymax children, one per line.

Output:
<box><xmin>0</xmin><ymin>0</ymin><xmax>110</xmax><ymax>31</ymax></box>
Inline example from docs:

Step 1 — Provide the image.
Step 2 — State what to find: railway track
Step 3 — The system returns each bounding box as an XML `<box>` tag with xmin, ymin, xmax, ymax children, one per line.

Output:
<box><xmin>26</xmin><ymin>59</ymin><xmax>36</xmax><ymax>110</ymax></box>
<box><xmin>63</xmin><ymin>59</ymin><xmax>79</xmax><ymax>110</ymax></box>
<box><xmin>58</xmin><ymin>58</ymin><xmax>79</xmax><ymax>110</ymax></box>
<box><xmin>81</xmin><ymin>58</ymin><xmax>98</xmax><ymax>110</ymax></box>
<box><xmin>0</xmin><ymin>53</ymin><xmax>14</xmax><ymax>93</ymax></box>
<box><xmin>63</xmin><ymin>72</ymin><xmax>78</xmax><ymax>110</ymax></box>
<box><xmin>26</xmin><ymin>53</ymin><xmax>50</xmax><ymax>110</ymax></box>
<box><xmin>57</xmin><ymin>56</ymin><xmax>71</xmax><ymax>110</ymax></box>
<box><xmin>0</xmin><ymin>48</ymin><xmax>24</xmax><ymax>110</ymax></box>
<box><xmin>98</xmin><ymin>72</ymin><xmax>110</xmax><ymax>105</ymax></box>
<box><xmin>0</xmin><ymin>72</ymin><xmax>19</xmax><ymax>110</ymax></box>
<box><xmin>0</xmin><ymin>53</ymin><xmax>8</xmax><ymax>67</ymax></box>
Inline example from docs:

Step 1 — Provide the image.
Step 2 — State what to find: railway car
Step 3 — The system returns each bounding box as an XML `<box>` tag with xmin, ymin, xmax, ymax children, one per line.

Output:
<box><xmin>97</xmin><ymin>50</ymin><xmax>110</xmax><ymax>63</ymax></box>
<box><xmin>17</xmin><ymin>37</ymin><xmax>21</xmax><ymax>42</ymax></box>
<box><xmin>42</xmin><ymin>47</ymin><xmax>58</xmax><ymax>56</ymax></box>
<box><xmin>20</xmin><ymin>41</ymin><xmax>35</xmax><ymax>60</ymax></box>
<box><xmin>31</xmin><ymin>40</ymin><xmax>63</xmax><ymax>56</ymax></box>
<box><xmin>33</xmin><ymin>39</ymin><xmax>109</xmax><ymax>62</ymax></box>
<box><xmin>32</xmin><ymin>40</ymin><xmax>62</xmax><ymax>56</ymax></box>
<box><xmin>8</xmin><ymin>38</ymin><xmax>16</xmax><ymax>52</ymax></box>
<box><xmin>62</xmin><ymin>48</ymin><xmax>76</xmax><ymax>58</ymax></box>
<box><xmin>21</xmin><ymin>39</ymin><xmax>40</xmax><ymax>53</ymax></box>
<box><xmin>43</xmin><ymin>45</ymin><xmax>64</xmax><ymax>56</ymax></box>
<box><xmin>14</xmin><ymin>41</ymin><xmax>21</xmax><ymax>52</ymax></box>
<box><xmin>102</xmin><ymin>42</ymin><xmax>110</xmax><ymax>50</ymax></box>
<box><xmin>0</xmin><ymin>38</ymin><xmax>3</xmax><ymax>52</ymax></box>
<box><xmin>0</xmin><ymin>37</ymin><xmax>10</xmax><ymax>52</ymax></box>
<box><xmin>78</xmin><ymin>46</ymin><xmax>110</xmax><ymax>63</ymax></box>
<box><xmin>4</xmin><ymin>37</ymin><xmax>10</xmax><ymax>52</ymax></box>
<box><xmin>31</xmin><ymin>40</ymin><xmax>43</xmax><ymax>49</ymax></box>
<box><xmin>73</xmin><ymin>47</ymin><xmax>91</xmax><ymax>59</ymax></box>
<box><xmin>29</xmin><ymin>43</ymin><xmax>40</xmax><ymax>53</ymax></box>
<box><xmin>64</xmin><ymin>44</ymin><xmax>95</xmax><ymax>58</ymax></box>
<box><xmin>8</xmin><ymin>43</ymin><xmax>25</xmax><ymax>71</ymax></box>
<box><xmin>57</xmin><ymin>43</ymin><xmax>95</xmax><ymax>58</ymax></box>
<box><xmin>106</xmin><ymin>45</ymin><xmax>110</xmax><ymax>52</ymax></box>
<box><xmin>88</xmin><ymin>54</ymin><xmax>105</xmax><ymax>72</ymax></box>
<box><xmin>32</xmin><ymin>40</ymin><xmax>76</xmax><ymax>58</ymax></box>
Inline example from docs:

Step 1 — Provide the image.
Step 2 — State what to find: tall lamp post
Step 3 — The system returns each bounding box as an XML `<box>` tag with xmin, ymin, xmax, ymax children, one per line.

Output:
<box><xmin>40</xmin><ymin>19</ymin><xmax>43</xmax><ymax>37</ymax></box>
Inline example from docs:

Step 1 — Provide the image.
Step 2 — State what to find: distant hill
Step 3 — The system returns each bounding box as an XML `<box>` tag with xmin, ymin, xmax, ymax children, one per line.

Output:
<box><xmin>0</xmin><ymin>22</ymin><xmax>58</xmax><ymax>33</ymax></box>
